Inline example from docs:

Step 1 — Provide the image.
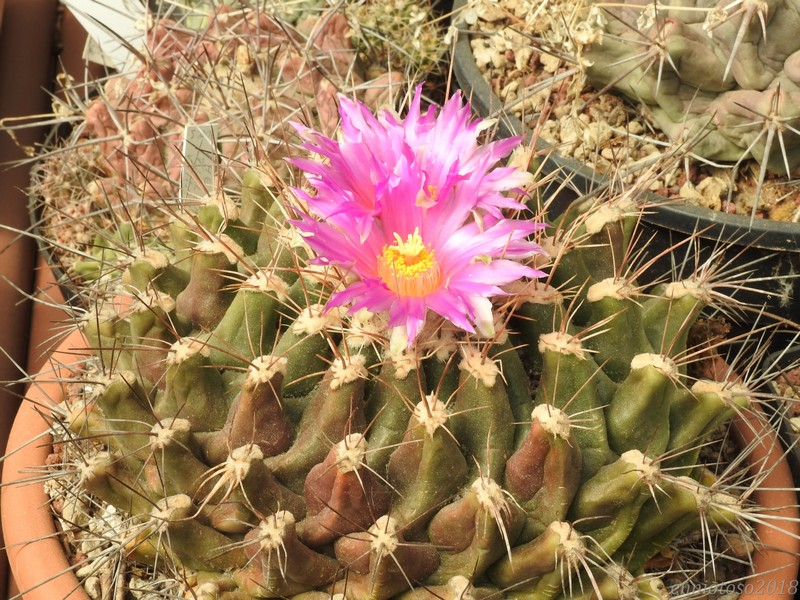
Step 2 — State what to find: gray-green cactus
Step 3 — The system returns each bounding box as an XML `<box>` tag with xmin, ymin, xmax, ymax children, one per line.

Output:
<box><xmin>576</xmin><ymin>0</ymin><xmax>800</xmax><ymax>195</ymax></box>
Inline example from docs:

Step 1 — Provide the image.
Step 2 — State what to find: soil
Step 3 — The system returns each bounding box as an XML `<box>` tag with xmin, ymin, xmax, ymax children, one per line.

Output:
<box><xmin>464</xmin><ymin>0</ymin><xmax>800</xmax><ymax>222</ymax></box>
<box><xmin>777</xmin><ymin>362</ymin><xmax>800</xmax><ymax>403</ymax></box>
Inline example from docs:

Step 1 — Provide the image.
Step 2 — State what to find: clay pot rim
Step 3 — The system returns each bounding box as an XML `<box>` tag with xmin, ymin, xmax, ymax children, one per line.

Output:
<box><xmin>2</xmin><ymin>329</ymin><xmax>90</xmax><ymax>600</ymax></box>
<box><xmin>2</xmin><ymin>332</ymin><xmax>799</xmax><ymax>599</ymax></box>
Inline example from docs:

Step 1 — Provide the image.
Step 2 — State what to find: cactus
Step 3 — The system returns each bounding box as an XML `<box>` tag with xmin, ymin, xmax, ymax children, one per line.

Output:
<box><xmin>27</xmin><ymin>0</ymin><xmax>428</xmax><ymax>291</ymax></box>
<box><xmin>458</xmin><ymin>0</ymin><xmax>800</xmax><ymax>220</ymax></box>
<box><xmin>571</xmin><ymin>0</ymin><xmax>800</xmax><ymax>213</ymax></box>
<box><xmin>50</xmin><ymin>79</ymin><xmax>785</xmax><ymax>600</ymax></box>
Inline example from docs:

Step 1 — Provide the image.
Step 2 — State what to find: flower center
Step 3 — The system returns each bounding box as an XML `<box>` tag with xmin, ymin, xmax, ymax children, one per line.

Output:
<box><xmin>377</xmin><ymin>228</ymin><xmax>441</xmax><ymax>297</ymax></box>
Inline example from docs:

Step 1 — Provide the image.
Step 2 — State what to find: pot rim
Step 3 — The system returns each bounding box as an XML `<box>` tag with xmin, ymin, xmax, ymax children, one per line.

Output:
<box><xmin>1</xmin><ymin>329</ymin><xmax>90</xmax><ymax>600</ymax></box>
<box><xmin>450</xmin><ymin>1</ymin><xmax>800</xmax><ymax>252</ymax></box>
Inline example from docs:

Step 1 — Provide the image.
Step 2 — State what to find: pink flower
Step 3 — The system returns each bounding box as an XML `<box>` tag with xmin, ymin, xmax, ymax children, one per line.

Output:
<box><xmin>292</xmin><ymin>87</ymin><xmax>546</xmax><ymax>345</ymax></box>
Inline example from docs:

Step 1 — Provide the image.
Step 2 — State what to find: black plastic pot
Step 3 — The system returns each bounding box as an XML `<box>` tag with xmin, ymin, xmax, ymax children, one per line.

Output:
<box><xmin>451</xmin><ymin>0</ymin><xmax>800</xmax><ymax>330</ymax></box>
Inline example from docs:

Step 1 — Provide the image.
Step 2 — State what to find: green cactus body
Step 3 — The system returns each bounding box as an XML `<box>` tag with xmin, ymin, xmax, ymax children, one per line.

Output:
<box><xmin>143</xmin><ymin>418</ymin><xmax>210</xmax><ymax>498</ymax></box>
<box><xmin>238</xmin><ymin>169</ymin><xmax>275</xmax><ymax>231</ymax></box>
<box><xmin>535</xmin><ymin>331</ymin><xmax>614</xmax><ymax>478</ymax></box>
<box><xmin>505</xmin><ymin>405</ymin><xmax>583</xmax><ymax>542</ymax></box>
<box><xmin>584</xmin><ymin>278</ymin><xmax>654</xmax><ymax>382</ymax></box>
<box><xmin>66</xmin><ymin>191</ymin><xmax>764</xmax><ymax>599</ymax></box>
<box><xmin>206</xmin><ymin>274</ymin><xmax>281</xmax><ymax>368</ymax></box>
<box><xmin>131</xmin><ymin>494</ymin><xmax>248</xmax><ymax>571</ymax></box>
<box><xmin>283</xmin><ymin>269</ymin><xmax>332</xmax><ymax>321</ymax></box>
<box><xmin>555</xmin><ymin>567</ymin><xmax>666</xmax><ymax>600</ymax></box>
<box><xmin>265</xmin><ymin>354</ymin><xmax>368</xmax><ymax>492</ymax></box>
<box><xmin>234</xmin><ymin>511</ymin><xmax>340</xmax><ymax>597</ymax></box>
<box><xmin>427</xmin><ymin>476</ymin><xmax>526</xmax><ymax>584</ymax></box>
<box><xmin>298</xmin><ymin>434</ymin><xmax>391</xmax><ymax>546</ymax></box>
<box><xmin>453</xmin><ymin>346</ymin><xmax>516</xmax><ymax>481</ymax></box>
<box><xmin>490</xmin><ymin>339</ymin><xmax>534</xmax><ymax>446</ymax></box>
<box><xmin>568</xmin><ymin>450</ymin><xmax>659</xmax><ymax>556</ymax></box>
<box><xmin>85</xmin><ymin>371</ymin><xmax>156</xmax><ymax>457</ymax></box>
<box><xmin>511</xmin><ymin>283</ymin><xmax>566</xmax><ymax>371</ymax></box>
<box><xmin>641</xmin><ymin>280</ymin><xmax>709</xmax><ymax>362</ymax></box>
<box><xmin>156</xmin><ymin>337</ymin><xmax>229</xmax><ymax>430</ymax></box>
<box><xmin>252</xmin><ymin>222</ymin><xmax>305</xmax><ymax>279</ymax></box>
<box><xmin>57</xmin><ymin>82</ymin><xmax>769</xmax><ymax>598</ymax></box>
<box><xmin>78</xmin><ymin>451</ymin><xmax>153</xmax><ymax>517</ymax></box>
<box><xmin>123</xmin><ymin>249</ymin><xmax>190</xmax><ymax>299</ymax></box>
<box><xmin>488</xmin><ymin>520</ymin><xmax>584</xmax><ymax>594</ymax></box>
<box><xmin>423</xmin><ymin>351</ymin><xmax>459</xmax><ymax>405</ymax></box>
<box><xmin>616</xmin><ymin>475</ymin><xmax>742</xmax><ymax>572</ymax></box>
<box><xmin>666</xmin><ymin>380</ymin><xmax>751</xmax><ymax>474</ymax></box>
<box><xmin>545</xmin><ymin>240</ymin><xmax>598</xmax><ymax>324</ymax></box>
<box><xmin>197</xmin><ymin>191</ymin><xmax>261</xmax><ymax>256</ymax></box>
<box><xmin>605</xmin><ymin>353</ymin><xmax>677</xmax><ymax>456</ymax></box>
<box><xmin>201</xmin><ymin>355</ymin><xmax>294</xmax><ymax>464</ymax></box>
<box><xmin>168</xmin><ymin>217</ymin><xmax>201</xmax><ymax>266</ymax></box>
<box><xmin>396</xmin><ymin>576</ymin><xmax>499</xmax><ymax>599</ymax></box>
<box><xmin>175</xmin><ymin>237</ymin><xmax>240</xmax><ymax>329</ymax></box>
<box><xmin>332</xmin><ymin>516</ymin><xmax>441</xmax><ymax>599</ymax></box>
<box><xmin>271</xmin><ymin>304</ymin><xmax>337</xmax><ymax>398</ymax></box>
<box><xmin>573</xmin><ymin>200</ymin><xmax>637</xmax><ymax>281</ymax></box>
<box><xmin>365</xmin><ymin>360</ymin><xmax>419</xmax><ymax>474</ymax></box>
<box><xmin>128</xmin><ymin>293</ymin><xmax>180</xmax><ymax>384</ymax></box>
<box><xmin>386</xmin><ymin>397</ymin><xmax>469</xmax><ymax>534</ymax></box>
<box><xmin>82</xmin><ymin>306</ymin><xmax>135</xmax><ymax>373</ymax></box>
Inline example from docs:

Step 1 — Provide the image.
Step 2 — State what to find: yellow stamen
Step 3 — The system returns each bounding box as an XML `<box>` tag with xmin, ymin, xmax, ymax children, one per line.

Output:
<box><xmin>415</xmin><ymin>184</ymin><xmax>439</xmax><ymax>208</ymax></box>
<box><xmin>377</xmin><ymin>228</ymin><xmax>441</xmax><ymax>297</ymax></box>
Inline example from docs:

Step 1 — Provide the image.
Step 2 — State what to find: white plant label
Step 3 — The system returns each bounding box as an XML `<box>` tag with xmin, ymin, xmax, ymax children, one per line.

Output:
<box><xmin>62</xmin><ymin>0</ymin><xmax>148</xmax><ymax>70</ymax></box>
<box><xmin>181</xmin><ymin>124</ymin><xmax>220</xmax><ymax>204</ymax></box>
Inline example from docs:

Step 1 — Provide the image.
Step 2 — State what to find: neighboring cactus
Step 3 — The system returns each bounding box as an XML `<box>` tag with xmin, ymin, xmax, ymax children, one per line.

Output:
<box><xmin>573</xmin><ymin>0</ymin><xmax>800</xmax><ymax>208</ymax></box>
<box><xmin>28</xmin><ymin>1</ymin><xmax>416</xmax><ymax>289</ymax></box>
<box><xmin>345</xmin><ymin>0</ymin><xmax>448</xmax><ymax>77</ymax></box>
<box><xmin>459</xmin><ymin>0</ymin><xmax>800</xmax><ymax>219</ymax></box>
<box><xmin>57</xmin><ymin>84</ymin><xmax>778</xmax><ymax>600</ymax></box>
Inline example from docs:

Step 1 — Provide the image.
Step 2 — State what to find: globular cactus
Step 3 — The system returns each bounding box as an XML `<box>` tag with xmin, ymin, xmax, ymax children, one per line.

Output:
<box><xmin>573</xmin><ymin>0</ymin><xmax>800</xmax><ymax>201</ymax></box>
<box><xmin>345</xmin><ymin>0</ymin><xmax>448</xmax><ymax>78</ymax></box>
<box><xmin>30</xmin><ymin>1</ymin><xmax>408</xmax><ymax>288</ymax></box>
<box><xmin>65</xmin><ymin>85</ymin><xmax>769</xmax><ymax>599</ymax></box>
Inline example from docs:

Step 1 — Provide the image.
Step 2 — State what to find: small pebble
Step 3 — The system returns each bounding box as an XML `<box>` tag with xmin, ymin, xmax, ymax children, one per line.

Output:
<box><xmin>628</xmin><ymin>120</ymin><xmax>645</xmax><ymax>135</ymax></box>
<box><xmin>84</xmin><ymin>576</ymin><xmax>102</xmax><ymax>600</ymax></box>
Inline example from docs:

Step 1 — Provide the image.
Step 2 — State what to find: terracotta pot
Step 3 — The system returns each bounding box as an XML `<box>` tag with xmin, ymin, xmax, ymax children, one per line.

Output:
<box><xmin>26</xmin><ymin>255</ymin><xmax>71</xmax><ymax>374</ymax></box>
<box><xmin>1</xmin><ymin>329</ymin><xmax>89</xmax><ymax>600</ymax></box>
<box><xmin>733</xmin><ymin>406</ymin><xmax>800</xmax><ymax>600</ymax></box>
<box><xmin>701</xmin><ymin>354</ymin><xmax>800</xmax><ymax>599</ymax></box>
<box><xmin>2</xmin><ymin>332</ymin><xmax>799</xmax><ymax>599</ymax></box>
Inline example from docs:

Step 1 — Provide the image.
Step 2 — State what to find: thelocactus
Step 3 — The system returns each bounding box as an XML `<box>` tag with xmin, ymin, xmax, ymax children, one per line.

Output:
<box><xmin>58</xmin><ymin>85</ymin><xmax>776</xmax><ymax>599</ymax></box>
